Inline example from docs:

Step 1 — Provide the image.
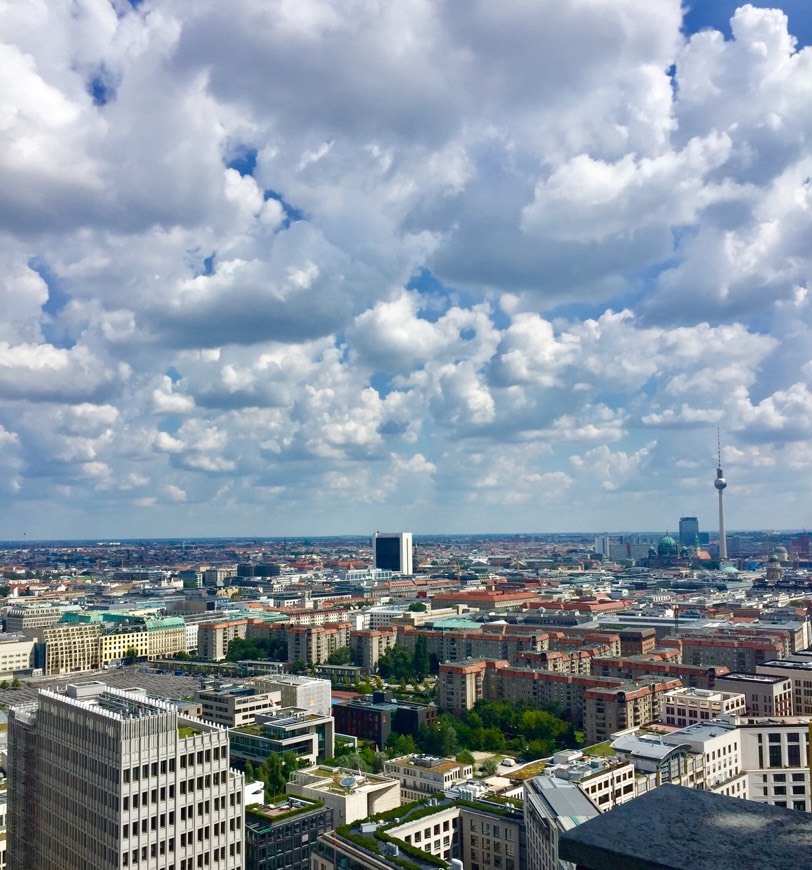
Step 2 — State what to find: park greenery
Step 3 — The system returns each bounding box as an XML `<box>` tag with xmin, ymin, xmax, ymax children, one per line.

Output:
<box><xmin>415</xmin><ymin>699</ymin><xmax>577</xmax><ymax>761</ymax></box>
<box><xmin>377</xmin><ymin>635</ymin><xmax>431</xmax><ymax>682</ymax></box>
<box><xmin>225</xmin><ymin>635</ymin><xmax>287</xmax><ymax>662</ymax></box>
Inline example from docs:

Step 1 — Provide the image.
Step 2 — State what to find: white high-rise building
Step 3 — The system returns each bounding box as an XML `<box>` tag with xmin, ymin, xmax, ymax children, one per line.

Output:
<box><xmin>372</xmin><ymin>531</ymin><xmax>413</xmax><ymax>575</ymax></box>
<box><xmin>8</xmin><ymin>682</ymin><xmax>245</xmax><ymax>870</ymax></box>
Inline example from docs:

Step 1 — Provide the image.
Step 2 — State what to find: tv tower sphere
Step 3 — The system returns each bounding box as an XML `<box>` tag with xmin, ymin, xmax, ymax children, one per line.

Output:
<box><xmin>714</xmin><ymin>470</ymin><xmax>727</xmax><ymax>491</ymax></box>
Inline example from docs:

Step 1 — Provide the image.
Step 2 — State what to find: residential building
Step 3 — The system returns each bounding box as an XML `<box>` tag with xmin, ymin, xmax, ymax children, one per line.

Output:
<box><xmin>288</xmin><ymin>624</ymin><xmax>351</xmax><ymax>666</ymax></box>
<box><xmin>542</xmin><ymin>750</ymin><xmax>637</xmax><ymax>811</ymax></box>
<box><xmin>524</xmin><ymin>776</ymin><xmax>599</xmax><ymax>870</ymax></box>
<box><xmin>7</xmin><ymin>682</ymin><xmax>245</xmax><ymax>870</ymax></box>
<box><xmin>197</xmin><ymin>618</ymin><xmax>249</xmax><ymax>661</ymax></box>
<box><xmin>245</xmin><ymin>796</ymin><xmax>332</xmax><ymax>870</ymax></box>
<box><xmin>660</xmin><ymin>687</ymin><xmax>746</xmax><ymax>727</ymax></box>
<box><xmin>350</xmin><ymin>628</ymin><xmax>397</xmax><ymax>674</ymax></box>
<box><xmin>590</xmin><ymin>655</ymin><xmax>730</xmax><ymax>690</ymax></box>
<box><xmin>383</xmin><ymin>755</ymin><xmax>473</xmax><ymax>801</ymax></box>
<box><xmin>582</xmin><ymin>677</ymin><xmax>683</xmax><ymax>743</ymax></box>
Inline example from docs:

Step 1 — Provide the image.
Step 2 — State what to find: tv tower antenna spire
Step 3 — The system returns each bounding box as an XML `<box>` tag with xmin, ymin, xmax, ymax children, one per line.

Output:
<box><xmin>714</xmin><ymin>428</ymin><xmax>728</xmax><ymax>561</ymax></box>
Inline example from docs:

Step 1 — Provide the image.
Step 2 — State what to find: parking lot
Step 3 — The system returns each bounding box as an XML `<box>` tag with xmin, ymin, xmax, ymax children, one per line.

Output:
<box><xmin>0</xmin><ymin>666</ymin><xmax>213</xmax><ymax>709</ymax></box>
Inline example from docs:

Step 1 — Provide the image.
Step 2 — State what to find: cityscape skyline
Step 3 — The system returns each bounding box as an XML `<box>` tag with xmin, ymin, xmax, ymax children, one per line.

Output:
<box><xmin>4</xmin><ymin>2</ymin><xmax>812</xmax><ymax>539</ymax></box>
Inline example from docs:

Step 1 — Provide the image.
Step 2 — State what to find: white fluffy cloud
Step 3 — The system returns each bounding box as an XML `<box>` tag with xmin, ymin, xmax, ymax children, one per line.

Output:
<box><xmin>1</xmin><ymin>1</ymin><xmax>812</xmax><ymax>536</ymax></box>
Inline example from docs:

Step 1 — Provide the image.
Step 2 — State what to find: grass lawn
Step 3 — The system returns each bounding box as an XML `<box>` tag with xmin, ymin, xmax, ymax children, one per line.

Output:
<box><xmin>582</xmin><ymin>741</ymin><xmax>615</xmax><ymax>757</ymax></box>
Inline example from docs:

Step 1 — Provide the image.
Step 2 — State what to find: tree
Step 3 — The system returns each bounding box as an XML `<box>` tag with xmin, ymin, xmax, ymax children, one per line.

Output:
<box><xmin>412</xmin><ymin>635</ymin><xmax>430</xmax><ymax>681</ymax></box>
<box><xmin>479</xmin><ymin>757</ymin><xmax>499</xmax><ymax>776</ymax></box>
<box><xmin>262</xmin><ymin>753</ymin><xmax>286</xmax><ymax>798</ymax></box>
<box><xmin>408</xmin><ymin>602</ymin><xmax>427</xmax><ymax>612</ymax></box>
<box><xmin>291</xmin><ymin>659</ymin><xmax>308</xmax><ymax>675</ymax></box>
<box><xmin>456</xmin><ymin>750</ymin><xmax>475</xmax><ymax>765</ymax></box>
<box><xmin>378</xmin><ymin>645</ymin><xmax>414</xmax><ymax>682</ymax></box>
<box><xmin>386</xmin><ymin>732</ymin><xmax>418</xmax><ymax>757</ymax></box>
<box><xmin>327</xmin><ymin>646</ymin><xmax>352</xmax><ymax>665</ymax></box>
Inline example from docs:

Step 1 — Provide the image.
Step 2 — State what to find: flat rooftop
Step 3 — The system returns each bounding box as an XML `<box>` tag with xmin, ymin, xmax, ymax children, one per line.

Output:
<box><xmin>559</xmin><ymin>783</ymin><xmax>812</xmax><ymax>870</ymax></box>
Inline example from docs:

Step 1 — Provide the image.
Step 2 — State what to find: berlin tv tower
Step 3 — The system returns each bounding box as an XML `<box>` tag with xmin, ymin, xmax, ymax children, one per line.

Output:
<box><xmin>714</xmin><ymin>429</ymin><xmax>728</xmax><ymax>561</ymax></box>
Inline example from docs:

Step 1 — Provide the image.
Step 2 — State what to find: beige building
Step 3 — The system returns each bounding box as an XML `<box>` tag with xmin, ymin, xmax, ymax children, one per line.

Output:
<box><xmin>383</xmin><ymin>754</ymin><xmax>473</xmax><ymax>801</ymax></box>
<box><xmin>0</xmin><ymin>636</ymin><xmax>35</xmax><ymax>677</ymax></box>
<box><xmin>715</xmin><ymin>673</ymin><xmax>793</xmax><ymax>717</ymax></box>
<box><xmin>286</xmin><ymin>767</ymin><xmax>400</xmax><ymax>826</ymax></box>
<box><xmin>662</xmin><ymin>687</ymin><xmax>747</xmax><ymax>727</ymax></box>
<box><xmin>583</xmin><ymin>677</ymin><xmax>683</xmax><ymax>744</ymax></box>
<box><xmin>195</xmin><ymin>684</ymin><xmax>281</xmax><ymax>728</ymax></box>
<box><xmin>8</xmin><ymin>683</ymin><xmax>245</xmax><ymax>870</ymax></box>
<box><xmin>43</xmin><ymin>623</ymin><xmax>102</xmax><ymax>675</ymax></box>
<box><xmin>287</xmin><ymin>623</ymin><xmax>351</xmax><ymax>665</ymax></box>
<box><xmin>198</xmin><ymin>619</ymin><xmax>249</xmax><ymax>661</ymax></box>
<box><xmin>350</xmin><ymin>628</ymin><xmax>397</xmax><ymax>673</ymax></box>
<box><xmin>5</xmin><ymin>605</ymin><xmax>80</xmax><ymax>639</ymax></box>
<box><xmin>542</xmin><ymin>750</ymin><xmax>637</xmax><ymax>811</ymax></box>
<box><xmin>756</xmin><ymin>660</ymin><xmax>812</xmax><ymax>716</ymax></box>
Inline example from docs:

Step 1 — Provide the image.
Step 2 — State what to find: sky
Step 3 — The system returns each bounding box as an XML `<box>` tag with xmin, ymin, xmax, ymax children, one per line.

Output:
<box><xmin>2</xmin><ymin>0</ymin><xmax>812</xmax><ymax>540</ymax></box>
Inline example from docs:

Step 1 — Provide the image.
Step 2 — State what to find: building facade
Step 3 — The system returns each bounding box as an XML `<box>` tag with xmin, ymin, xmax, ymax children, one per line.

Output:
<box><xmin>8</xmin><ymin>682</ymin><xmax>245</xmax><ymax>870</ymax></box>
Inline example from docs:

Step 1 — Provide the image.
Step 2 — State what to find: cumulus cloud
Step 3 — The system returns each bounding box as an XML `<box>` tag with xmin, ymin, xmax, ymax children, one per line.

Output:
<box><xmin>2</xmin><ymin>1</ymin><xmax>812</xmax><ymax>534</ymax></box>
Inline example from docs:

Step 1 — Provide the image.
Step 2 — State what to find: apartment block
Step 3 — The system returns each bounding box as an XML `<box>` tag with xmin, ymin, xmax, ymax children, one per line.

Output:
<box><xmin>383</xmin><ymin>754</ymin><xmax>473</xmax><ymax>801</ymax></box>
<box><xmin>350</xmin><ymin>628</ymin><xmax>397</xmax><ymax>674</ymax></box>
<box><xmin>661</xmin><ymin>721</ymin><xmax>746</xmax><ymax>798</ymax></box>
<box><xmin>583</xmin><ymin>677</ymin><xmax>682</xmax><ymax>743</ymax></box>
<box><xmin>8</xmin><ymin>682</ymin><xmax>245</xmax><ymax>870</ymax></box>
<box><xmin>397</xmin><ymin>624</ymin><xmax>548</xmax><ymax>667</ymax></box>
<box><xmin>4</xmin><ymin>605</ymin><xmax>80</xmax><ymax>639</ymax></box>
<box><xmin>542</xmin><ymin>750</ymin><xmax>637</xmax><ymax>811</ymax></box>
<box><xmin>198</xmin><ymin>619</ymin><xmax>249</xmax><ymax>661</ymax></box>
<box><xmin>590</xmin><ymin>655</ymin><xmax>730</xmax><ymax>690</ymax></box>
<box><xmin>675</xmin><ymin>632</ymin><xmax>787</xmax><ymax>672</ymax></box>
<box><xmin>287</xmin><ymin>623</ymin><xmax>351</xmax><ymax>665</ymax></box>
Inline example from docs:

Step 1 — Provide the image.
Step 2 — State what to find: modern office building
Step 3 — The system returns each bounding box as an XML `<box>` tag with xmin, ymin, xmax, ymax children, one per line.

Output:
<box><xmin>524</xmin><ymin>775</ymin><xmax>599</xmax><ymax>870</ymax></box>
<box><xmin>244</xmin><ymin>795</ymin><xmax>332</xmax><ymax>870</ymax></box>
<box><xmin>7</xmin><ymin>682</ymin><xmax>245</xmax><ymax>870</ymax></box>
<box><xmin>333</xmin><ymin>690</ymin><xmax>437</xmax><ymax>748</ymax></box>
<box><xmin>678</xmin><ymin>516</ymin><xmax>700</xmax><ymax>548</ymax></box>
<box><xmin>230</xmin><ymin>708</ymin><xmax>335</xmax><ymax>768</ymax></box>
<box><xmin>372</xmin><ymin>532</ymin><xmax>413</xmax><ymax>575</ymax></box>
